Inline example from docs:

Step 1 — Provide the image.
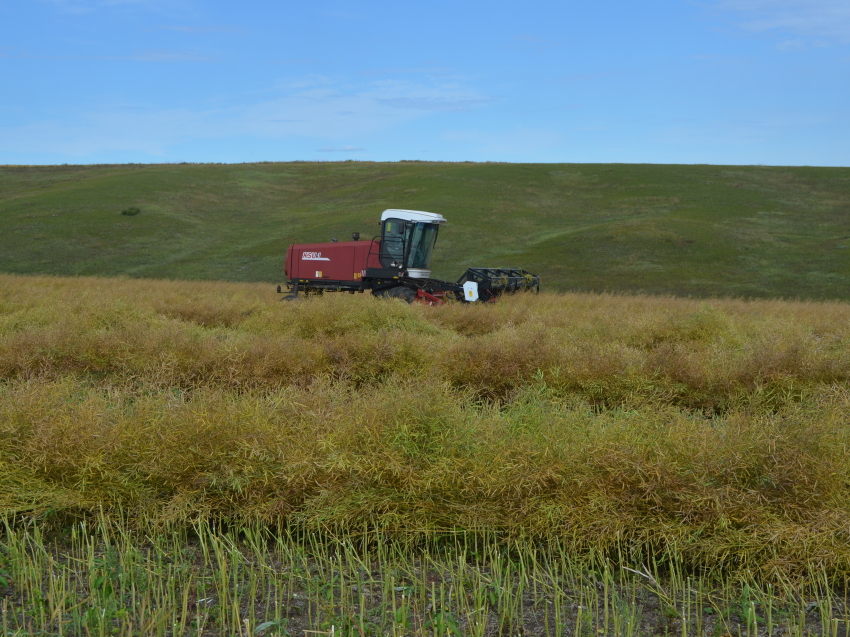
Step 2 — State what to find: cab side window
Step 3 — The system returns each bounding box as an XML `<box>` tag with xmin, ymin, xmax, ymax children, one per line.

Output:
<box><xmin>381</xmin><ymin>218</ymin><xmax>406</xmax><ymax>266</ymax></box>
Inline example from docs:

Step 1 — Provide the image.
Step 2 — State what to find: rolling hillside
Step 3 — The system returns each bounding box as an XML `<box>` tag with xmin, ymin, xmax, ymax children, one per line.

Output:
<box><xmin>1</xmin><ymin>161</ymin><xmax>849</xmax><ymax>298</ymax></box>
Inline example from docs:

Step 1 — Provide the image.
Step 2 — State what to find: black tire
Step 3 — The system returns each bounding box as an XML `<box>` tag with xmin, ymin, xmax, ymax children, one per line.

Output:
<box><xmin>396</xmin><ymin>287</ymin><xmax>417</xmax><ymax>303</ymax></box>
<box><xmin>279</xmin><ymin>294</ymin><xmax>300</xmax><ymax>302</ymax></box>
<box><xmin>374</xmin><ymin>286</ymin><xmax>417</xmax><ymax>303</ymax></box>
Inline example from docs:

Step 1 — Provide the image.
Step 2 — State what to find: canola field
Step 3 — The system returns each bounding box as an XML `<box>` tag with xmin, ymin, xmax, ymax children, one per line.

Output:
<box><xmin>1</xmin><ymin>274</ymin><xmax>849</xmax><ymax>636</ymax></box>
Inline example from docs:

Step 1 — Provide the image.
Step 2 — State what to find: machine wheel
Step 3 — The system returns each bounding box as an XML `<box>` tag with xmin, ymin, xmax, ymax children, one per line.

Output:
<box><xmin>280</xmin><ymin>294</ymin><xmax>301</xmax><ymax>302</ymax></box>
<box><xmin>397</xmin><ymin>287</ymin><xmax>417</xmax><ymax>303</ymax></box>
<box><xmin>375</xmin><ymin>286</ymin><xmax>417</xmax><ymax>303</ymax></box>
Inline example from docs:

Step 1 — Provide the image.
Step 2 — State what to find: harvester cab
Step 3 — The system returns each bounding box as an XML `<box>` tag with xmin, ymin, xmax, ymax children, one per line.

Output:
<box><xmin>280</xmin><ymin>208</ymin><xmax>539</xmax><ymax>304</ymax></box>
<box><xmin>378</xmin><ymin>209</ymin><xmax>446</xmax><ymax>279</ymax></box>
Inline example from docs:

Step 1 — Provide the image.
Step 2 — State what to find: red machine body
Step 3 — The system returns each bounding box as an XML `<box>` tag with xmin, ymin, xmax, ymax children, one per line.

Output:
<box><xmin>285</xmin><ymin>240</ymin><xmax>383</xmax><ymax>285</ymax></box>
<box><xmin>279</xmin><ymin>208</ymin><xmax>540</xmax><ymax>303</ymax></box>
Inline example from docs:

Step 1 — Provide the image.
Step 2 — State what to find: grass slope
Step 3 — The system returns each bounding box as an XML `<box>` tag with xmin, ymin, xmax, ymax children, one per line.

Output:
<box><xmin>1</xmin><ymin>162</ymin><xmax>849</xmax><ymax>299</ymax></box>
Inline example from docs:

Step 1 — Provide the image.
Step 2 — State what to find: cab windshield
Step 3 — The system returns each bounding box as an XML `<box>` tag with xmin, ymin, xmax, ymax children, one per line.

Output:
<box><xmin>405</xmin><ymin>222</ymin><xmax>438</xmax><ymax>269</ymax></box>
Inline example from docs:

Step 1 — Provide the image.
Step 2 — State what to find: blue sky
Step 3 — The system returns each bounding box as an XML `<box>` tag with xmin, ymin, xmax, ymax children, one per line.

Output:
<box><xmin>1</xmin><ymin>0</ymin><xmax>848</xmax><ymax>165</ymax></box>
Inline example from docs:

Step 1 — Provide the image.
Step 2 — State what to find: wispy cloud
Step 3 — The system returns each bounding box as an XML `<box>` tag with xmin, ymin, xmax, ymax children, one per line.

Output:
<box><xmin>268</xmin><ymin>58</ymin><xmax>319</xmax><ymax>66</ymax></box>
<box><xmin>510</xmin><ymin>34</ymin><xmax>564</xmax><ymax>50</ymax></box>
<box><xmin>713</xmin><ymin>0</ymin><xmax>850</xmax><ymax>46</ymax></box>
<box><xmin>317</xmin><ymin>145</ymin><xmax>365</xmax><ymax>152</ymax></box>
<box><xmin>40</xmin><ymin>0</ymin><xmax>167</xmax><ymax>15</ymax></box>
<box><xmin>0</xmin><ymin>75</ymin><xmax>492</xmax><ymax>158</ymax></box>
<box><xmin>3</xmin><ymin>48</ymin><xmax>215</xmax><ymax>62</ymax></box>
<box><xmin>442</xmin><ymin>127</ymin><xmax>563</xmax><ymax>157</ymax></box>
<box><xmin>357</xmin><ymin>67</ymin><xmax>461</xmax><ymax>78</ymax></box>
<box><xmin>655</xmin><ymin>112</ymin><xmax>833</xmax><ymax>149</ymax></box>
<box><xmin>157</xmin><ymin>25</ymin><xmax>247</xmax><ymax>36</ymax></box>
<box><xmin>240</xmin><ymin>78</ymin><xmax>492</xmax><ymax>138</ymax></box>
<box><xmin>323</xmin><ymin>9</ymin><xmax>360</xmax><ymax>20</ymax></box>
<box><xmin>130</xmin><ymin>49</ymin><xmax>214</xmax><ymax>62</ymax></box>
<box><xmin>776</xmin><ymin>38</ymin><xmax>807</xmax><ymax>50</ymax></box>
<box><xmin>562</xmin><ymin>71</ymin><xmax>622</xmax><ymax>82</ymax></box>
<box><xmin>375</xmin><ymin>97</ymin><xmax>491</xmax><ymax>112</ymax></box>
<box><xmin>0</xmin><ymin>107</ymin><xmax>206</xmax><ymax>156</ymax></box>
<box><xmin>692</xmin><ymin>53</ymin><xmax>756</xmax><ymax>63</ymax></box>
<box><xmin>368</xmin><ymin>79</ymin><xmax>492</xmax><ymax>112</ymax></box>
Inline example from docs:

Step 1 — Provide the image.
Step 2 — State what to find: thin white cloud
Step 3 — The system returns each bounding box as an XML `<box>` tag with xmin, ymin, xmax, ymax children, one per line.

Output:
<box><xmin>442</xmin><ymin>127</ymin><xmax>563</xmax><ymax>157</ymax></box>
<box><xmin>370</xmin><ymin>79</ymin><xmax>492</xmax><ymax>112</ymax></box>
<box><xmin>714</xmin><ymin>0</ymin><xmax>850</xmax><ymax>45</ymax></box>
<box><xmin>510</xmin><ymin>34</ymin><xmax>564</xmax><ymax>50</ymax></box>
<box><xmin>357</xmin><ymin>67</ymin><xmax>462</xmax><ymax>78</ymax></box>
<box><xmin>2</xmin><ymin>48</ymin><xmax>215</xmax><ymax>62</ymax></box>
<box><xmin>157</xmin><ymin>25</ymin><xmax>246</xmax><ymax>36</ymax></box>
<box><xmin>0</xmin><ymin>76</ymin><xmax>492</xmax><ymax>158</ymax></box>
<box><xmin>267</xmin><ymin>59</ymin><xmax>319</xmax><ymax>66</ymax></box>
<box><xmin>317</xmin><ymin>146</ymin><xmax>365</xmax><ymax>152</ymax></box>
<box><xmin>375</xmin><ymin>97</ymin><xmax>491</xmax><ymax>112</ymax></box>
<box><xmin>40</xmin><ymin>0</ymin><xmax>164</xmax><ymax>14</ymax></box>
<box><xmin>776</xmin><ymin>38</ymin><xmax>807</xmax><ymax>50</ymax></box>
<box><xmin>240</xmin><ymin>78</ymin><xmax>493</xmax><ymax>138</ymax></box>
<box><xmin>0</xmin><ymin>108</ymin><xmax>205</xmax><ymax>156</ymax></box>
<box><xmin>130</xmin><ymin>49</ymin><xmax>214</xmax><ymax>62</ymax></box>
<box><xmin>323</xmin><ymin>9</ymin><xmax>360</xmax><ymax>20</ymax></box>
<box><xmin>655</xmin><ymin>113</ymin><xmax>833</xmax><ymax>149</ymax></box>
<box><xmin>561</xmin><ymin>72</ymin><xmax>622</xmax><ymax>82</ymax></box>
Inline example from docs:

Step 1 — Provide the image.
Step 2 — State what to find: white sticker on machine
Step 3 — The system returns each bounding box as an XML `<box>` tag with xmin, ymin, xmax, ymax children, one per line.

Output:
<box><xmin>463</xmin><ymin>281</ymin><xmax>479</xmax><ymax>302</ymax></box>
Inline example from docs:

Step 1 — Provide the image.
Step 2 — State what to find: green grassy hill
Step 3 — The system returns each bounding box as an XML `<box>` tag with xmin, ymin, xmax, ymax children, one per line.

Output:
<box><xmin>1</xmin><ymin>161</ymin><xmax>849</xmax><ymax>298</ymax></box>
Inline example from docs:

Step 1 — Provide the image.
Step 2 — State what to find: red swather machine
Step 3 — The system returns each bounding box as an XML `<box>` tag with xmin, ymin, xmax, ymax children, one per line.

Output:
<box><xmin>278</xmin><ymin>209</ymin><xmax>540</xmax><ymax>304</ymax></box>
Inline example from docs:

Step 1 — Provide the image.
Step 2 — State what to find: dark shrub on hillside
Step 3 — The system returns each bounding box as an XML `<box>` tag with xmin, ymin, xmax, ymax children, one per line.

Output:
<box><xmin>121</xmin><ymin>207</ymin><xmax>141</xmax><ymax>216</ymax></box>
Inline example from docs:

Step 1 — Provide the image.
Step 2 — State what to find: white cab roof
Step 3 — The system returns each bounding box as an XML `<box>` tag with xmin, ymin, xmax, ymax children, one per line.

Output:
<box><xmin>381</xmin><ymin>209</ymin><xmax>447</xmax><ymax>224</ymax></box>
